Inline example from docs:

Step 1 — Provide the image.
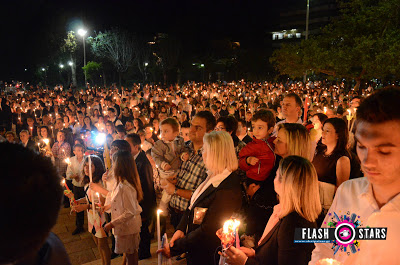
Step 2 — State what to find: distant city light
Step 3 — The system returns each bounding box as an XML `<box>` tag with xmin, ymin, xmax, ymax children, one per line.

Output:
<box><xmin>68</xmin><ymin>61</ymin><xmax>73</xmax><ymax>66</ymax></box>
<box><xmin>41</xmin><ymin>68</ymin><xmax>45</xmax><ymax>71</ymax></box>
<box><xmin>59</xmin><ymin>64</ymin><xmax>64</xmax><ymax>68</ymax></box>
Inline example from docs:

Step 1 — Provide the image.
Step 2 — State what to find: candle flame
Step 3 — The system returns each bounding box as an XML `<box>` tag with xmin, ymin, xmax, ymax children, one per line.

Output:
<box><xmin>65</xmin><ymin>158</ymin><xmax>70</xmax><ymax>164</ymax></box>
<box><xmin>223</xmin><ymin>219</ymin><xmax>240</xmax><ymax>234</ymax></box>
<box><xmin>43</xmin><ymin>139</ymin><xmax>49</xmax><ymax>145</ymax></box>
<box><xmin>157</xmin><ymin>209</ymin><xmax>163</xmax><ymax>214</ymax></box>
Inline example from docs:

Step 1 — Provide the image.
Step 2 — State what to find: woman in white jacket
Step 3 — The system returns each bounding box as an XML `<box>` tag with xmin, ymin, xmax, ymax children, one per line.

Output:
<box><xmin>102</xmin><ymin>150</ymin><xmax>144</xmax><ymax>265</ymax></box>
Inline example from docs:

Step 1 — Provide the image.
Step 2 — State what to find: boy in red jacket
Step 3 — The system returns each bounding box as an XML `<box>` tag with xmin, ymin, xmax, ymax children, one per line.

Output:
<box><xmin>239</xmin><ymin>109</ymin><xmax>276</xmax><ymax>181</ymax></box>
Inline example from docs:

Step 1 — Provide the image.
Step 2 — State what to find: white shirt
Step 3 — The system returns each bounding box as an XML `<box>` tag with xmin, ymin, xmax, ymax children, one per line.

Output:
<box><xmin>66</xmin><ymin>156</ymin><xmax>85</xmax><ymax>187</ymax></box>
<box><xmin>189</xmin><ymin>169</ymin><xmax>231</xmax><ymax>210</ymax></box>
<box><xmin>309</xmin><ymin>177</ymin><xmax>400</xmax><ymax>265</ymax></box>
<box><xmin>273</xmin><ymin>117</ymin><xmax>303</xmax><ymax>137</ymax></box>
<box><xmin>141</xmin><ymin>140</ymin><xmax>153</xmax><ymax>152</ymax></box>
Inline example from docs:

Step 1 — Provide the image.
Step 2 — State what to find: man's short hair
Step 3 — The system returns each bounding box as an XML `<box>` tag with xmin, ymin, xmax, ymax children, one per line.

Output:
<box><xmin>0</xmin><ymin>143</ymin><xmax>63</xmax><ymax>263</ymax></box>
<box><xmin>210</xmin><ymin>104</ymin><xmax>218</xmax><ymax>111</ymax></box>
<box><xmin>115</xmin><ymin>125</ymin><xmax>126</xmax><ymax>133</ymax></box>
<box><xmin>111</xmin><ymin>140</ymin><xmax>131</xmax><ymax>152</ymax></box>
<box><xmin>73</xmin><ymin>143</ymin><xmax>85</xmax><ymax>151</ymax></box>
<box><xmin>285</xmin><ymin>93</ymin><xmax>303</xmax><ymax>108</ymax></box>
<box><xmin>20</xmin><ymin>129</ymin><xmax>29</xmax><ymax>135</ymax></box>
<box><xmin>357</xmin><ymin>87</ymin><xmax>400</xmax><ymax>124</ymax></box>
<box><xmin>194</xmin><ymin>110</ymin><xmax>216</xmax><ymax>132</ymax></box>
<box><xmin>217</xmin><ymin>116</ymin><xmax>239</xmax><ymax>134</ymax></box>
<box><xmin>107</xmin><ymin>107</ymin><xmax>116</xmax><ymax>113</ymax></box>
<box><xmin>252</xmin><ymin>109</ymin><xmax>276</xmax><ymax>128</ymax></box>
<box><xmin>161</xmin><ymin>117</ymin><xmax>180</xmax><ymax>132</ymax></box>
<box><xmin>181</xmin><ymin>120</ymin><xmax>190</xmax><ymax>128</ymax></box>
<box><xmin>125</xmin><ymin>133</ymin><xmax>141</xmax><ymax>147</ymax></box>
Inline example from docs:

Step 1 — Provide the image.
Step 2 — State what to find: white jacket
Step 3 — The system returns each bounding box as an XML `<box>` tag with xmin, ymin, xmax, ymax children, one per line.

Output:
<box><xmin>108</xmin><ymin>180</ymin><xmax>142</xmax><ymax>236</ymax></box>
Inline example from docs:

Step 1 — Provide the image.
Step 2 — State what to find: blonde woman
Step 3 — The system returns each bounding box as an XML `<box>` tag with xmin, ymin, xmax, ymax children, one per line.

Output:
<box><xmin>223</xmin><ymin>156</ymin><xmax>321</xmax><ymax>265</ymax></box>
<box><xmin>273</xmin><ymin>123</ymin><xmax>313</xmax><ymax>161</ymax></box>
<box><xmin>158</xmin><ymin>131</ymin><xmax>242</xmax><ymax>265</ymax></box>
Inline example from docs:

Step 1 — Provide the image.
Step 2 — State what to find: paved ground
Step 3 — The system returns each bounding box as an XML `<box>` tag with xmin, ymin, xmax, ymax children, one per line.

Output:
<box><xmin>53</xmin><ymin>207</ymin><xmax>186</xmax><ymax>265</ymax></box>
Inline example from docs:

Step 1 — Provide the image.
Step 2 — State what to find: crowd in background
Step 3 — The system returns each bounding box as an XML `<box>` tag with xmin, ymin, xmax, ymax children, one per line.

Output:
<box><xmin>1</xmin><ymin>81</ymin><xmax>399</xmax><ymax>265</ymax></box>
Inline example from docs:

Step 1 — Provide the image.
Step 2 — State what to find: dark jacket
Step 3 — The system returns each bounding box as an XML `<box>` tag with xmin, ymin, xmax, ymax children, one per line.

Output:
<box><xmin>171</xmin><ymin>171</ymin><xmax>242</xmax><ymax>265</ymax></box>
<box><xmin>244</xmin><ymin>178</ymin><xmax>278</xmax><ymax>242</ymax></box>
<box><xmin>246</xmin><ymin>211</ymin><xmax>316</xmax><ymax>265</ymax></box>
<box><xmin>22</xmin><ymin>139</ymin><xmax>39</xmax><ymax>152</ymax></box>
<box><xmin>135</xmin><ymin>150</ymin><xmax>156</xmax><ymax>220</ymax></box>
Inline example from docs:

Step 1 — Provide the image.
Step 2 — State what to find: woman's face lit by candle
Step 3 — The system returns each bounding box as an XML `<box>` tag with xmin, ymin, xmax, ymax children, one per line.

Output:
<box><xmin>274</xmin><ymin>169</ymin><xmax>282</xmax><ymax>196</ymax></box>
<box><xmin>274</xmin><ymin>129</ymin><xmax>288</xmax><ymax>158</ymax></box>
<box><xmin>40</xmin><ymin>128</ymin><xmax>48</xmax><ymax>138</ymax></box>
<box><xmin>83</xmin><ymin>162</ymin><xmax>96</xmax><ymax>176</ymax></box>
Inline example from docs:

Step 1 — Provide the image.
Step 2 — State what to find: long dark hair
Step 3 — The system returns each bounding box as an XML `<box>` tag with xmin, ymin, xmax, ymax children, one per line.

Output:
<box><xmin>323</xmin><ymin>118</ymin><xmax>349</xmax><ymax>156</ymax></box>
<box><xmin>82</xmin><ymin>155</ymin><xmax>105</xmax><ymax>184</ymax></box>
<box><xmin>112</xmin><ymin>150</ymin><xmax>143</xmax><ymax>201</ymax></box>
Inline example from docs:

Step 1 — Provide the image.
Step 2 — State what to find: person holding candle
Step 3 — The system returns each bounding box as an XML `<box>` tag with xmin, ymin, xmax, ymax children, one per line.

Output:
<box><xmin>312</xmin><ymin>118</ymin><xmax>352</xmax><ymax>221</ymax></box>
<box><xmin>73</xmin><ymin>155</ymin><xmax>111</xmax><ymax>265</ymax></box>
<box><xmin>222</xmin><ymin>155</ymin><xmax>321</xmax><ymax>265</ymax></box>
<box><xmin>66</xmin><ymin>143</ymin><xmax>86</xmax><ymax>235</ymax></box>
<box><xmin>101</xmin><ymin>150</ymin><xmax>143</xmax><ymax>265</ymax></box>
<box><xmin>158</xmin><ymin>130</ymin><xmax>242</xmax><ymax>265</ymax></box>
<box><xmin>151</xmin><ymin>117</ymin><xmax>188</xmax><ymax>215</ymax></box>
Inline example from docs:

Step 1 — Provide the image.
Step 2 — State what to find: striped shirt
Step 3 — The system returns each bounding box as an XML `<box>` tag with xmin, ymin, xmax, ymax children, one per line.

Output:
<box><xmin>169</xmin><ymin>141</ymin><xmax>208</xmax><ymax>211</ymax></box>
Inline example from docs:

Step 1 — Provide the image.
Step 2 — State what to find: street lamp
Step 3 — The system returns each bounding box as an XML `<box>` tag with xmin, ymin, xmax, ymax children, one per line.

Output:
<box><xmin>303</xmin><ymin>0</ymin><xmax>310</xmax><ymax>83</ymax></box>
<box><xmin>78</xmin><ymin>28</ymin><xmax>87</xmax><ymax>87</ymax></box>
<box><xmin>144</xmin><ymin>62</ymin><xmax>149</xmax><ymax>67</ymax></box>
<box><xmin>68</xmin><ymin>61</ymin><xmax>73</xmax><ymax>66</ymax></box>
<box><xmin>59</xmin><ymin>64</ymin><xmax>64</xmax><ymax>69</ymax></box>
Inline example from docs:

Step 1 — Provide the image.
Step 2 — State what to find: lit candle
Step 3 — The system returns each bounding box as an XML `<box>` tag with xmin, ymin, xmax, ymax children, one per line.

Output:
<box><xmin>88</xmin><ymin>156</ymin><xmax>96</xmax><ymax>215</ymax></box>
<box><xmin>316</xmin><ymin>258</ymin><xmax>343</xmax><ymax>265</ymax></box>
<box><xmin>65</xmin><ymin>157</ymin><xmax>71</xmax><ymax>165</ymax></box>
<box><xmin>61</xmin><ymin>179</ymin><xmax>71</xmax><ymax>192</ymax></box>
<box><xmin>157</xmin><ymin>209</ymin><xmax>163</xmax><ymax>265</ymax></box>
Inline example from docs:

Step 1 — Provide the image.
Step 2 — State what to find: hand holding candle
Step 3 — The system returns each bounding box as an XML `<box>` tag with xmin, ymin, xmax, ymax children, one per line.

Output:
<box><xmin>216</xmin><ymin>219</ymin><xmax>241</xmax><ymax>250</ymax></box>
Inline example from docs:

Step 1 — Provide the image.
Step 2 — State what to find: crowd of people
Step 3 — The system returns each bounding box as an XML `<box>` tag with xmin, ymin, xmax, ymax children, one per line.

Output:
<box><xmin>0</xmin><ymin>80</ymin><xmax>399</xmax><ymax>265</ymax></box>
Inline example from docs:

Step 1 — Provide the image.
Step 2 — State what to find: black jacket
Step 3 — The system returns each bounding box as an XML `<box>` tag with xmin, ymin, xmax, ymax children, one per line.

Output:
<box><xmin>171</xmin><ymin>171</ymin><xmax>242</xmax><ymax>265</ymax></box>
<box><xmin>246</xmin><ymin>211</ymin><xmax>316</xmax><ymax>265</ymax></box>
<box><xmin>22</xmin><ymin>139</ymin><xmax>39</xmax><ymax>152</ymax></box>
<box><xmin>135</xmin><ymin>150</ymin><xmax>156</xmax><ymax>220</ymax></box>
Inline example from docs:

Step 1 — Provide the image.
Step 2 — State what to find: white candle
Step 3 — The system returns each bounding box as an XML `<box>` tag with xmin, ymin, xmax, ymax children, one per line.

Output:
<box><xmin>157</xmin><ymin>209</ymin><xmax>163</xmax><ymax>265</ymax></box>
<box><xmin>88</xmin><ymin>156</ymin><xmax>96</xmax><ymax>216</ymax></box>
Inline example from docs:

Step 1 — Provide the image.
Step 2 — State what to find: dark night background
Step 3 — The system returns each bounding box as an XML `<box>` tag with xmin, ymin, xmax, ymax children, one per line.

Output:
<box><xmin>0</xmin><ymin>0</ymin><xmax>302</xmax><ymax>83</ymax></box>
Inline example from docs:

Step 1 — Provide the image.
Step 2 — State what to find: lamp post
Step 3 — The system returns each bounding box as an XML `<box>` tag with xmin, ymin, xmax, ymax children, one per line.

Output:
<box><xmin>78</xmin><ymin>28</ymin><xmax>87</xmax><ymax>87</ymax></box>
<box><xmin>41</xmin><ymin>67</ymin><xmax>47</xmax><ymax>86</ymax></box>
<box><xmin>303</xmin><ymin>0</ymin><xmax>310</xmax><ymax>84</ymax></box>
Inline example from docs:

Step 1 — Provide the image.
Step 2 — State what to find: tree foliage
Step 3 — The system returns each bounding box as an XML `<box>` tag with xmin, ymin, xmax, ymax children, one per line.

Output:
<box><xmin>89</xmin><ymin>29</ymin><xmax>135</xmax><ymax>73</ymax></box>
<box><xmin>271</xmin><ymin>0</ymin><xmax>400</xmax><ymax>81</ymax></box>
<box><xmin>82</xmin><ymin>61</ymin><xmax>102</xmax><ymax>83</ymax></box>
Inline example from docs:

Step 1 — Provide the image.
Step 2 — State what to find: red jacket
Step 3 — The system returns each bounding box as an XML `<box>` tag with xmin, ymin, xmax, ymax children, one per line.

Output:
<box><xmin>239</xmin><ymin>137</ymin><xmax>276</xmax><ymax>181</ymax></box>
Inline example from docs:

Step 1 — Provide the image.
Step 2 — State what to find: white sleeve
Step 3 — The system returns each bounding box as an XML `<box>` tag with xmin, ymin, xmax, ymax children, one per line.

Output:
<box><xmin>309</xmin><ymin>187</ymin><xmax>342</xmax><ymax>264</ymax></box>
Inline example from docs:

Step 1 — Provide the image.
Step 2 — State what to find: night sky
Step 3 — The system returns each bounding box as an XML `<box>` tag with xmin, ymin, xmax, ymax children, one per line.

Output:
<box><xmin>1</xmin><ymin>0</ymin><xmax>302</xmax><ymax>81</ymax></box>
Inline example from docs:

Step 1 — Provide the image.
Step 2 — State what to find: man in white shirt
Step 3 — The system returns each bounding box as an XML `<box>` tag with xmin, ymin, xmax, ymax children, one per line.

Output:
<box><xmin>309</xmin><ymin>87</ymin><xmax>400</xmax><ymax>265</ymax></box>
<box><xmin>66</xmin><ymin>144</ymin><xmax>85</xmax><ymax>235</ymax></box>
<box><xmin>273</xmin><ymin>93</ymin><xmax>303</xmax><ymax>136</ymax></box>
